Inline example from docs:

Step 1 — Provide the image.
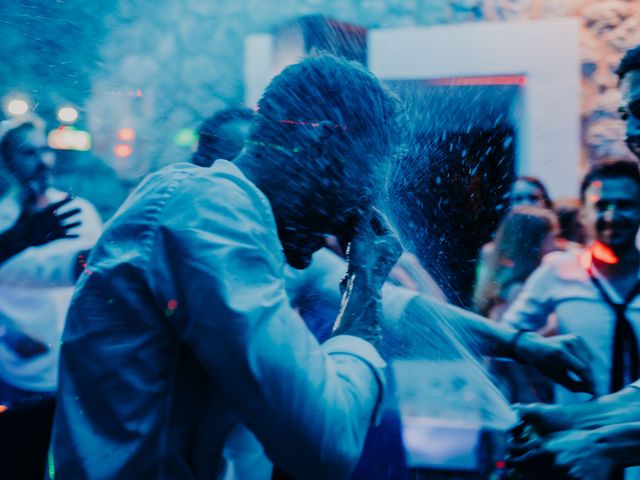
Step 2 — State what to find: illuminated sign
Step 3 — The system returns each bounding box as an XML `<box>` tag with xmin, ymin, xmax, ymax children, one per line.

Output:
<box><xmin>48</xmin><ymin>126</ymin><xmax>92</xmax><ymax>151</ymax></box>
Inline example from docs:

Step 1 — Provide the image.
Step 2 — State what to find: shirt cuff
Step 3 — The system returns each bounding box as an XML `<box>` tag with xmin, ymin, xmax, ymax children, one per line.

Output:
<box><xmin>630</xmin><ymin>378</ymin><xmax>640</xmax><ymax>390</ymax></box>
<box><xmin>322</xmin><ymin>335</ymin><xmax>387</xmax><ymax>425</ymax></box>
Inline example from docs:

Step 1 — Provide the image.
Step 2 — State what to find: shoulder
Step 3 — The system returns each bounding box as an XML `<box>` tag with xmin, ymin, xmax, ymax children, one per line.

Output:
<box><xmin>158</xmin><ymin>162</ymin><xmax>282</xmax><ymax>263</ymax></box>
<box><xmin>540</xmin><ymin>250</ymin><xmax>583</xmax><ymax>274</ymax></box>
<box><xmin>164</xmin><ymin>162</ymin><xmax>273</xmax><ymax>224</ymax></box>
<box><xmin>519</xmin><ymin>250</ymin><xmax>585</xmax><ymax>290</ymax></box>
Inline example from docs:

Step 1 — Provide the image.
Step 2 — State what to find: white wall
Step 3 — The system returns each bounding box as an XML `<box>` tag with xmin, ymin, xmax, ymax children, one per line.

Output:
<box><xmin>368</xmin><ymin>19</ymin><xmax>581</xmax><ymax>198</ymax></box>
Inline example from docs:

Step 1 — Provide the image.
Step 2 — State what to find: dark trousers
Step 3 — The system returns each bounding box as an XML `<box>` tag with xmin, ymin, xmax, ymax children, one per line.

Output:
<box><xmin>0</xmin><ymin>380</ymin><xmax>55</xmax><ymax>480</ymax></box>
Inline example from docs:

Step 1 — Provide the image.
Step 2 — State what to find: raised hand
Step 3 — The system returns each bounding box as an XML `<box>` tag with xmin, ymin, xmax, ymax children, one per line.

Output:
<box><xmin>20</xmin><ymin>196</ymin><xmax>82</xmax><ymax>246</ymax></box>
<box><xmin>515</xmin><ymin>332</ymin><xmax>596</xmax><ymax>395</ymax></box>
<box><xmin>332</xmin><ymin>211</ymin><xmax>402</xmax><ymax>343</ymax></box>
<box><xmin>0</xmin><ymin>196</ymin><xmax>81</xmax><ymax>263</ymax></box>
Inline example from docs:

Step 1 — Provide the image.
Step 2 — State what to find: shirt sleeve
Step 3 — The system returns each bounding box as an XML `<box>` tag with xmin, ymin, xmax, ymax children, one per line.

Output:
<box><xmin>151</xmin><ymin>176</ymin><xmax>385</xmax><ymax>480</ymax></box>
<box><xmin>0</xmin><ymin>196</ymin><xmax>102</xmax><ymax>287</ymax></box>
<box><xmin>501</xmin><ymin>261</ymin><xmax>556</xmax><ymax>331</ymax></box>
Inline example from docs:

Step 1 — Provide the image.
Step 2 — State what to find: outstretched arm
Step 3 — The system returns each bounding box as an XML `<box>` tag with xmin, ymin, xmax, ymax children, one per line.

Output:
<box><xmin>396</xmin><ymin>296</ymin><xmax>595</xmax><ymax>394</ymax></box>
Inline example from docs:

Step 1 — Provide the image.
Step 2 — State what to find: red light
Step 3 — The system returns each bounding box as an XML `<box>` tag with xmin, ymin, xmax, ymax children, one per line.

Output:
<box><xmin>167</xmin><ymin>299</ymin><xmax>178</xmax><ymax>310</ymax></box>
<box><xmin>427</xmin><ymin>75</ymin><xmax>527</xmax><ymax>86</ymax></box>
<box><xmin>117</xmin><ymin>128</ymin><xmax>135</xmax><ymax>141</ymax></box>
<box><xmin>495</xmin><ymin>460</ymin><xmax>506</xmax><ymax>469</ymax></box>
<box><xmin>114</xmin><ymin>144</ymin><xmax>133</xmax><ymax>158</ymax></box>
<box><xmin>0</xmin><ymin>405</ymin><xmax>7</xmax><ymax>414</ymax></box>
<box><xmin>592</xmin><ymin>241</ymin><xmax>619</xmax><ymax>265</ymax></box>
<box><xmin>580</xmin><ymin>241</ymin><xmax>619</xmax><ymax>269</ymax></box>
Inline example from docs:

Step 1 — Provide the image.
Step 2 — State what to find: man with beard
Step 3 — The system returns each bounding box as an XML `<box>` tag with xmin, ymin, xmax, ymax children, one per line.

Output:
<box><xmin>0</xmin><ymin>115</ymin><xmax>102</xmax><ymax>479</ymax></box>
<box><xmin>49</xmin><ymin>54</ymin><xmax>404</xmax><ymax>480</ymax></box>
<box><xmin>505</xmin><ymin>160</ymin><xmax>640</xmax><ymax>401</ymax></box>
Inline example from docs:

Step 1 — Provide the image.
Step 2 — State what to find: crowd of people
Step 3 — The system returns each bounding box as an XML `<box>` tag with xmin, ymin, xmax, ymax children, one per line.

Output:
<box><xmin>0</xmin><ymin>38</ymin><xmax>639</xmax><ymax>480</ymax></box>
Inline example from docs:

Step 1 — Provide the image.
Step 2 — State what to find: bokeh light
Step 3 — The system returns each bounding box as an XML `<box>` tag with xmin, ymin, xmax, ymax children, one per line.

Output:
<box><xmin>114</xmin><ymin>144</ymin><xmax>133</xmax><ymax>158</ymax></box>
<box><xmin>57</xmin><ymin>106</ymin><xmax>79</xmax><ymax>123</ymax></box>
<box><xmin>6</xmin><ymin>98</ymin><xmax>29</xmax><ymax>116</ymax></box>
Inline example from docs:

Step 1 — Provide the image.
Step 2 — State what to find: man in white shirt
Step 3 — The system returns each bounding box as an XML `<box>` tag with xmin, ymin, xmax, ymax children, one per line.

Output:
<box><xmin>50</xmin><ymin>54</ymin><xmax>404</xmax><ymax>480</ymax></box>
<box><xmin>504</xmin><ymin>159</ymin><xmax>640</xmax><ymax>404</ymax></box>
<box><xmin>0</xmin><ymin>115</ymin><xmax>102</xmax><ymax>479</ymax></box>
<box><xmin>0</xmin><ymin>116</ymin><xmax>102</xmax><ymax>400</ymax></box>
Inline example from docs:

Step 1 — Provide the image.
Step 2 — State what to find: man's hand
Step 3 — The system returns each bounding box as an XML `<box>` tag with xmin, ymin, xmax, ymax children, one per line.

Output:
<box><xmin>332</xmin><ymin>212</ymin><xmax>402</xmax><ymax>342</ymax></box>
<box><xmin>508</xmin><ymin>428</ymin><xmax>616</xmax><ymax>480</ymax></box>
<box><xmin>515</xmin><ymin>332</ymin><xmax>596</xmax><ymax>395</ymax></box>
<box><xmin>0</xmin><ymin>196</ymin><xmax>81</xmax><ymax>263</ymax></box>
<box><xmin>513</xmin><ymin>403</ymin><xmax>576</xmax><ymax>436</ymax></box>
<box><xmin>18</xmin><ymin>196</ymin><xmax>82</xmax><ymax>247</ymax></box>
<box><xmin>345</xmin><ymin>212</ymin><xmax>402</xmax><ymax>292</ymax></box>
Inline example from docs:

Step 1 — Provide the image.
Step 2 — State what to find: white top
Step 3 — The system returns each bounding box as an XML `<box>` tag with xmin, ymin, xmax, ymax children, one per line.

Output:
<box><xmin>504</xmin><ymin>250</ymin><xmax>640</xmax><ymax>403</ymax></box>
<box><xmin>50</xmin><ymin>161</ymin><xmax>387</xmax><ymax>480</ymax></box>
<box><xmin>0</xmin><ymin>188</ymin><xmax>102</xmax><ymax>392</ymax></box>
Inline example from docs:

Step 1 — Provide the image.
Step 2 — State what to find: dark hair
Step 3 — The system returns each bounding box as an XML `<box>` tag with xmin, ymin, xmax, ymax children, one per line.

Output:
<box><xmin>554</xmin><ymin>198</ymin><xmax>586</xmax><ymax>244</ymax></box>
<box><xmin>0</xmin><ymin>116</ymin><xmax>43</xmax><ymax>169</ymax></box>
<box><xmin>192</xmin><ymin>107</ymin><xmax>254</xmax><ymax>167</ymax></box>
<box><xmin>249</xmin><ymin>54</ymin><xmax>402</xmax><ymax>204</ymax></box>
<box><xmin>476</xmin><ymin>206</ymin><xmax>558</xmax><ymax>315</ymax></box>
<box><xmin>515</xmin><ymin>176</ymin><xmax>554</xmax><ymax>210</ymax></box>
<box><xmin>617</xmin><ymin>45</ymin><xmax>640</xmax><ymax>81</ymax></box>
<box><xmin>580</xmin><ymin>159</ymin><xmax>640</xmax><ymax>202</ymax></box>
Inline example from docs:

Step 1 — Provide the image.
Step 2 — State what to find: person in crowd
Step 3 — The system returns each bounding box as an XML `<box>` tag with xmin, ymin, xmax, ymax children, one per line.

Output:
<box><xmin>505</xmin><ymin>159</ymin><xmax>640</xmax><ymax>402</ymax></box>
<box><xmin>474</xmin><ymin>176</ymin><xmax>555</xmax><ymax>317</ymax></box>
<box><xmin>0</xmin><ymin>115</ymin><xmax>102</xmax><ymax>479</ymax></box>
<box><xmin>50</xmin><ymin>54</ymin><xmax>406</xmax><ymax>480</ymax></box>
<box><xmin>508</xmin><ymin>44</ymin><xmax>640</xmax><ymax>480</ymax></box>
<box><xmin>619</xmin><ymin>45</ymin><xmax>640</xmax><ymax>160</ymax></box>
<box><xmin>0</xmin><ymin>115</ymin><xmax>102</xmax><ymax>401</ymax></box>
<box><xmin>473</xmin><ymin>206</ymin><xmax>559</xmax><ymax>321</ymax></box>
<box><xmin>191</xmin><ymin>106</ymin><xmax>255</xmax><ymax>167</ymax></box>
<box><xmin>509</xmin><ymin>176</ymin><xmax>554</xmax><ymax>210</ymax></box>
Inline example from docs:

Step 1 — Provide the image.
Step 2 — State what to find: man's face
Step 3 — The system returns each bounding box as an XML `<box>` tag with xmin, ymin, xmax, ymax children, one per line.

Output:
<box><xmin>275</xmin><ymin>143</ymin><xmax>370</xmax><ymax>269</ymax></box>
<box><xmin>509</xmin><ymin>180</ymin><xmax>547</xmax><ymax>208</ymax></box>
<box><xmin>582</xmin><ymin>176</ymin><xmax>640</xmax><ymax>252</ymax></box>
<box><xmin>7</xmin><ymin>126</ymin><xmax>53</xmax><ymax>201</ymax></box>
<box><xmin>278</xmin><ymin>188</ymin><xmax>362</xmax><ymax>270</ymax></box>
<box><xmin>620</xmin><ymin>70</ymin><xmax>640</xmax><ymax>159</ymax></box>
